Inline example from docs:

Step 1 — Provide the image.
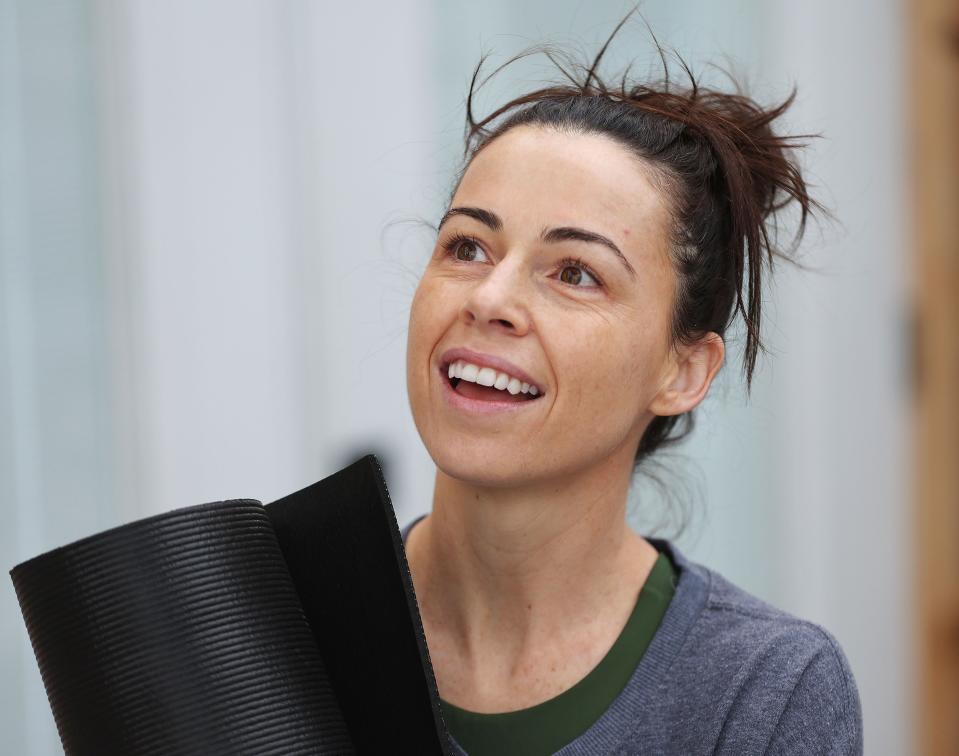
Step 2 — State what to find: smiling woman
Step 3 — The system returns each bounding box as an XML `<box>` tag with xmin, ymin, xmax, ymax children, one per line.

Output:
<box><xmin>401</xmin><ymin>9</ymin><xmax>862</xmax><ymax>756</ymax></box>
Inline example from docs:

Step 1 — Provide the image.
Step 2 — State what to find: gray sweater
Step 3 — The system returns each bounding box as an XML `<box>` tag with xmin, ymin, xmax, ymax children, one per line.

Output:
<box><xmin>400</xmin><ymin>518</ymin><xmax>864</xmax><ymax>755</ymax></box>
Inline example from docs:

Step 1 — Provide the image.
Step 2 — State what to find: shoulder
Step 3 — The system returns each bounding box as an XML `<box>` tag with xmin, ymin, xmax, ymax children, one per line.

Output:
<box><xmin>651</xmin><ymin>541</ymin><xmax>864</xmax><ymax>754</ymax></box>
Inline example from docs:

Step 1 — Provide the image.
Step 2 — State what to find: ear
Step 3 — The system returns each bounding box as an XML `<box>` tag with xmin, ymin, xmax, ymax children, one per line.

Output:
<box><xmin>649</xmin><ymin>332</ymin><xmax>725</xmax><ymax>416</ymax></box>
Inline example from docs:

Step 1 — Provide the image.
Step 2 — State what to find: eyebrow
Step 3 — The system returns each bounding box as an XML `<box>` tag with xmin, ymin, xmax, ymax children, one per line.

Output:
<box><xmin>438</xmin><ymin>206</ymin><xmax>637</xmax><ymax>279</ymax></box>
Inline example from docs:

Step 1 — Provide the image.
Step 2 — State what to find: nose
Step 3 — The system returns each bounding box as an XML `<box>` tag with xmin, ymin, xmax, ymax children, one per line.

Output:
<box><xmin>459</xmin><ymin>256</ymin><xmax>531</xmax><ymax>336</ymax></box>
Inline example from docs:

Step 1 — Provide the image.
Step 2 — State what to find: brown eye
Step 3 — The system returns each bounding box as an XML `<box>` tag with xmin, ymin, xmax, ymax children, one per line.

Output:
<box><xmin>556</xmin><ymin>257</ymin><xmax>602</xmax><ymax>288</ymax></box>
<box><xmin>442</xmin><ymin>234</ymin><xmax>488</xmax><ymax>263</ymax></box>
<box><xmin>559</xmin><ymin>266</ymin><xmax>583</xmax><ymax>285</ymax></box>
<box><xmin>455</xmin><ymin>240</ymin><xmax>480</xmax><ymax>261</ymax></box>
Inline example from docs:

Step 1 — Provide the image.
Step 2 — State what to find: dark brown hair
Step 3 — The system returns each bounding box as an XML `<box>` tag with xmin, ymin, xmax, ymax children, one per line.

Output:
<box><xmin>444</xmin><ymin>8</ymin><xmax>823</xmax><ymax>473</ymax></box>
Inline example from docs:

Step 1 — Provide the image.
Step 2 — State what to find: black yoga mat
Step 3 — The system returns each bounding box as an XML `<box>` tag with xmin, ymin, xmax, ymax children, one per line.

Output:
<box><xmin>10</xmin><ymin>454</ymin><xmax>452</xmax><ymax>756</ymax></box>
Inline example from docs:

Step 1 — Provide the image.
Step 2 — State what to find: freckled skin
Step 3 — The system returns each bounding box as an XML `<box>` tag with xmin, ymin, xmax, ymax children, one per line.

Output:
<box><xmin>404</xmin><ymin>125</ymin><xmax>724</xmax><ymax>712</ymax></box>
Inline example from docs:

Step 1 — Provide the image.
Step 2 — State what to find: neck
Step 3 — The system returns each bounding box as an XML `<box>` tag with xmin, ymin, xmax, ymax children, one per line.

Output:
<box><xmin>405</xmin><ymin>447</ymin><xmax>657</xmax><ymax>695</ymax></box>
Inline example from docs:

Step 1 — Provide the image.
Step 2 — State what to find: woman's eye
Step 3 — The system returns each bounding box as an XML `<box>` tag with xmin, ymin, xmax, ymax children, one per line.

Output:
<box><xmin>441</xmin><ymin>237</ymin><xmax>602</xmax><ymax>289</ymax></box>
<box><xmin>444</xmin><ymin>236</ymin><xmax>489</xmax><ymax>263</ymax></box>
<box><xmin>558</xmin><ymin>260</ymin><xmax>601</xmax><ymax>288</ymax></box>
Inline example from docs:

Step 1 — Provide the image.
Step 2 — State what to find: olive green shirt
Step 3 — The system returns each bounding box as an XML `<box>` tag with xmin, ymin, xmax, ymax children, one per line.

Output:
<box><xmin>400</xmin><ymin>515</ymin><xmax>678</xmax><ymax>756</ymax></box>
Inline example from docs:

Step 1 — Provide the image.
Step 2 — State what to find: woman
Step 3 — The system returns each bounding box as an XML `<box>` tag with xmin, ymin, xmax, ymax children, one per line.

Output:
<box><xmin>400</xmin><ymin>15</ymin><xmax>863</xmax><ymax>756</ymax></box>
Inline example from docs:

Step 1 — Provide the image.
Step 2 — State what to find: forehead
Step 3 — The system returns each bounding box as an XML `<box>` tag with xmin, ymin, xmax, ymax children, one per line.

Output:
<box><xmin>453</xmin><ymin>125</ymin><xmax>672</xmax><ymax>246</ymax></box>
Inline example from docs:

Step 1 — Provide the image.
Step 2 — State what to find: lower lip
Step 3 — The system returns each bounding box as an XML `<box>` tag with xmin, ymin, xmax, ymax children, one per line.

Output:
<box><xmin>439</xmin><ymin>365</ymin><xmax>544</xmax><ymax>416</ymax></box>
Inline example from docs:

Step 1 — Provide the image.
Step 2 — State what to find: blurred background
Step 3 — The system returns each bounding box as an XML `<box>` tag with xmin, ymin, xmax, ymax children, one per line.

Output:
<box><xmin>1</xmin><ymin>1</ymin><xmax>956</xmax><ymax>754</ymax></box>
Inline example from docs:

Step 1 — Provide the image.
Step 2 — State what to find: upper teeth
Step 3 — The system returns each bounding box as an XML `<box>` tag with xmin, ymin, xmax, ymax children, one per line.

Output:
<box><xmin>448</xmin><ymin>360</ymin><xmax>540</xmax><ymax>396</ymax></box>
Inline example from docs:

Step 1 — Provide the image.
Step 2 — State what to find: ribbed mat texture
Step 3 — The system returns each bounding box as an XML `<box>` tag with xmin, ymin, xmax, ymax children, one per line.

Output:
<box><xmin>10</xmin><ymin>499</ymin><xmax>355</xmax><ymax>755</ymax></box>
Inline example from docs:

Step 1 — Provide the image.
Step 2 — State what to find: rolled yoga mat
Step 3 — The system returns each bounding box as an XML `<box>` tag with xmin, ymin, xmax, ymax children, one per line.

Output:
<box><xmin>10</xmin><ymin>454</ymin><xmax>452</xmax><ymax>756</ymax></box>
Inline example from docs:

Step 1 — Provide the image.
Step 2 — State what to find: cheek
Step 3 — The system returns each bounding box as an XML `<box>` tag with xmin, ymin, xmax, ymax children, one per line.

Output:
<box><xmin>409</xmin><ymin>277</ymin><xmax>451</xmax><ymax>349</ymax></box>
<box><xmin>407</xmin><ymin>276</ymin><xmax>458</xmax><ymax>386</ymax></box>
<box><xmin>407</xmin><ymin>283</ymin><xmax>433</xmax><ymax>380</ymax></box>
<box><xmin>552</xmin><ymin>309</ymin><xmax>663</xmax><ymax>416</ymax></box>
<box><xmin>614</xmin><ymin>294</ymin><xmax>672</xmax><ymax>376</ymax></box>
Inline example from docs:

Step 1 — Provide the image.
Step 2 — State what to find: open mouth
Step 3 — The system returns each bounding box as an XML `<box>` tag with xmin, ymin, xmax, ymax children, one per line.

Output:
<box><xmin>442</xmin><ymin>363</ymin><xmax>544</xmax><ymax>404</ymax></box>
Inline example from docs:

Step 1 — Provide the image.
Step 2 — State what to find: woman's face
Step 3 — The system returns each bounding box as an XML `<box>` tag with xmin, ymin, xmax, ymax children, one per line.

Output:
<box><xmin>406</xmin><ymin>125</ymin><xmax>685</xmax><ymax>488</ymax></box>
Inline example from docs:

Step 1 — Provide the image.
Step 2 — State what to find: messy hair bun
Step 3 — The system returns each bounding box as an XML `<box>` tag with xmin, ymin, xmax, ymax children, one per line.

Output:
<box><xmin>447</xmin><ymin>8</ymin><xmax>824</xmax><ymax>470</ymax></box>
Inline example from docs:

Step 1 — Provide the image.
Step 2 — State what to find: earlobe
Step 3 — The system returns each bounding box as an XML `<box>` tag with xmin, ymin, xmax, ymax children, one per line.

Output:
<box><xmin>649</xmin><ymin>333</ymin><xmax>725</xmax><ymax>417</ymax></box>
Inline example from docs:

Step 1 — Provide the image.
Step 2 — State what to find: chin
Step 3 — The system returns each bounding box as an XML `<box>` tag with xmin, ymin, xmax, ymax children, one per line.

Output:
<box><xmin>428</xmin><ymin>440</ymin><xmax>540</xmax><ymax>489</ymax></box>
